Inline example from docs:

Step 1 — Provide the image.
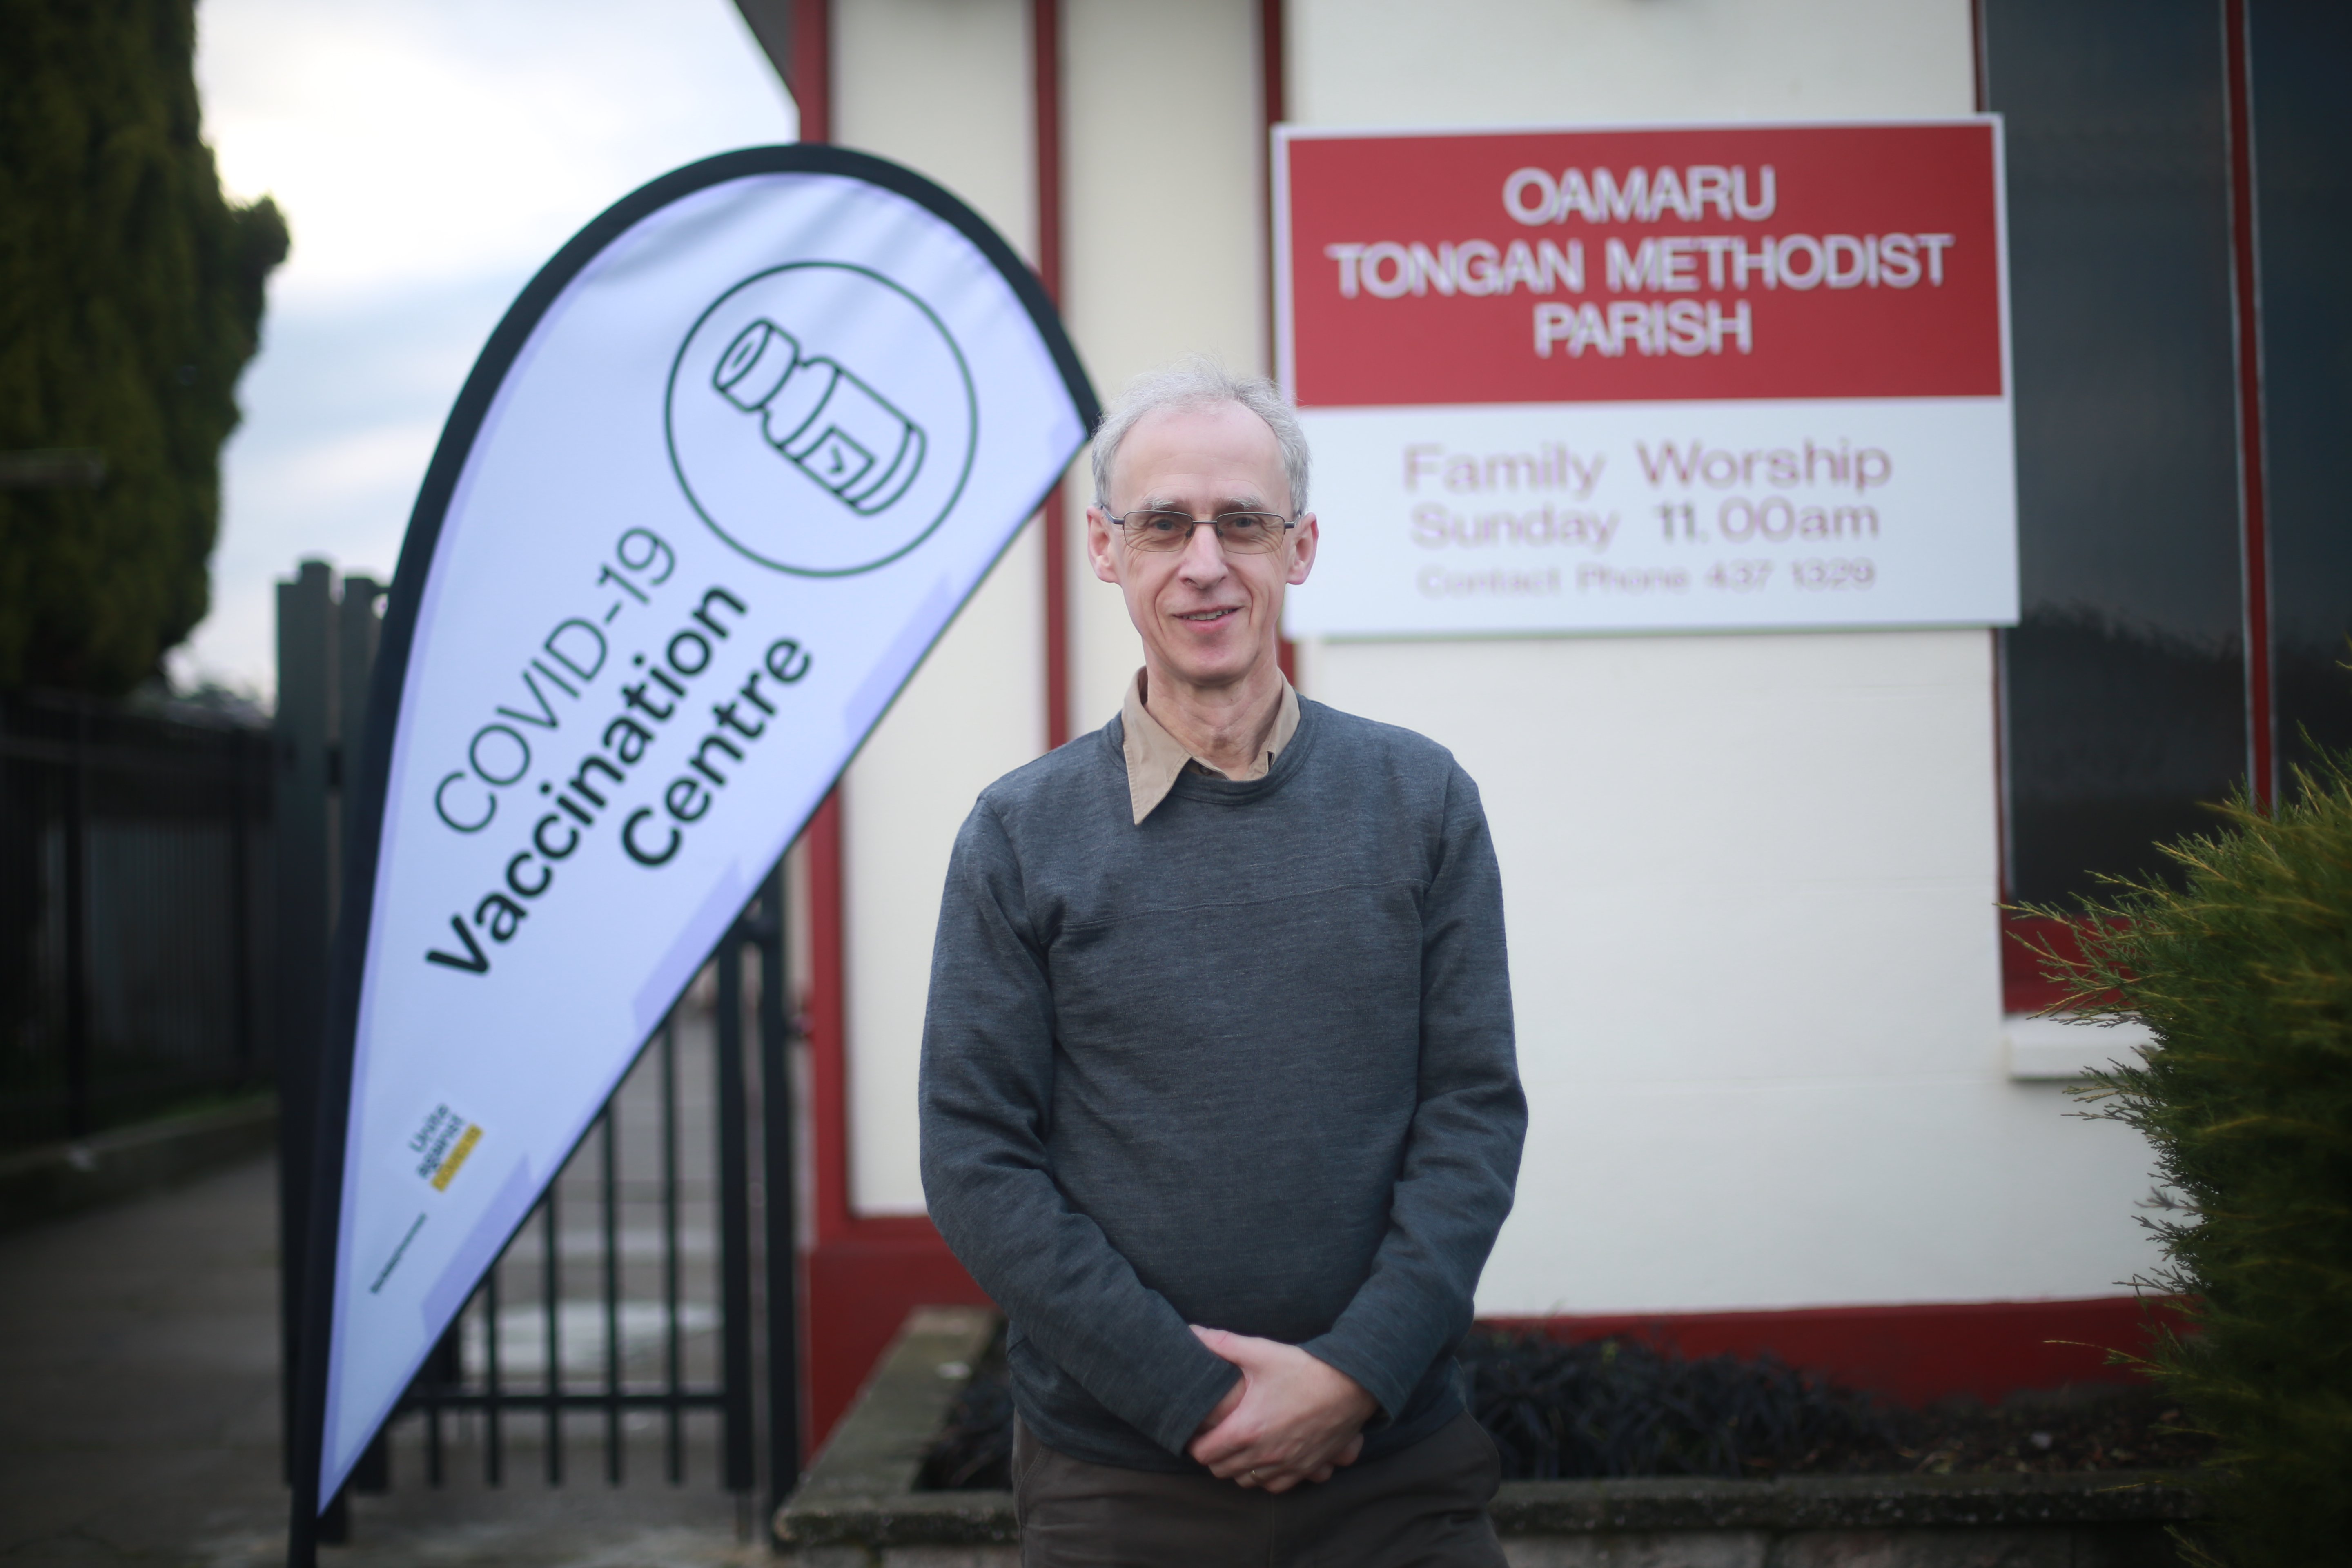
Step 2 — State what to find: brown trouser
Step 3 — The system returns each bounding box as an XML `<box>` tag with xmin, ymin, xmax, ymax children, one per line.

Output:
<box><xmin>1011</xmin><ymin>1410</ymin><xmax>1509</xmax><ymax>1568</ymax></box>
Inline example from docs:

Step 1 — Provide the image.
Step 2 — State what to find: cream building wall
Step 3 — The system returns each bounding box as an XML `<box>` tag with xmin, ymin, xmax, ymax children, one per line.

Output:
<box><xmin>1061</xmin><ymin>0</ymin><xmax>1269</xmax><ymax>735</ymax></box>
<box><xmin>831</xmin><ymin>0</ymin><xmax>1046</xmax><ymax>1212</ymax></box>
<box><xmin>823</xmin><ymin>0</ymin><xmax>2163</xmax><ymax>1314</ymax></box>
<box><xmin>1285</xmin><ymin>0</ymin><xmax>2160</xmax><ymax>1315</ymax></box>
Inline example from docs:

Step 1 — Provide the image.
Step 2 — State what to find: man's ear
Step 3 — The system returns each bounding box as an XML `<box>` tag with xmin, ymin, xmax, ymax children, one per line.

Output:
<box><xmin>1087</xmin><ymin>505</ymin><xmax>1123</xmax><ymax>586</ymax></box>
<box><xmin>1286</xmin><ymin>514</ymin><xmax>1319</xmax><ymax>587</ymax></box>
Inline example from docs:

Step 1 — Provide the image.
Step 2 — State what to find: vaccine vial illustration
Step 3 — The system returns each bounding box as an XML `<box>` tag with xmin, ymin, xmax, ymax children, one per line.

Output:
<box><xmin>711</xmin><ymin>319</ymin><xmax>927</xmax><ymax>515</ymax></box>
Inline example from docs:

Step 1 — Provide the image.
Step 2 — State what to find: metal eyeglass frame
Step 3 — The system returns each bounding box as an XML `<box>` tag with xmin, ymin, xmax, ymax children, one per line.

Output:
<box><xmin>1100</xmin><ymin>508</ymin><xmax>1300</xmax><ymax>554</ymax></box>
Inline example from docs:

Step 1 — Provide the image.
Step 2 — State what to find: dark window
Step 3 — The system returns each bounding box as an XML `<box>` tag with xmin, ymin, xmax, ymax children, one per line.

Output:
<box><xmin>1987</xmin><ymin>0</ymin><xmax>2351</xmax><ymax>929</ymax></box>
<box><xmin>1987</xmin><ymin>0</ymin><xmax>2246</xmax><ymax>909</ymax></box>
<box><xmin>1985</xmin><ymin>0</ymin><xmax>2351</xmax><ymax>1009</ymax></box>
<box><xmin>2251</xmin><ymin>3</ymin><xmax>2352</xmax><ymax>781</ymax></box>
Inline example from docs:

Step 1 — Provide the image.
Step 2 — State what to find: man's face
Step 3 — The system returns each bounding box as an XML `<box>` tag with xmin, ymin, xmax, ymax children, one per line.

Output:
<box><xmin>1087</xmin><ymin>401</ymin><xmax>1318</xmax><ymax>694</ymax></box>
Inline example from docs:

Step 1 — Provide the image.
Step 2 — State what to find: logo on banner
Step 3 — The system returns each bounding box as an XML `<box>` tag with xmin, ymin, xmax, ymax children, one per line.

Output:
<box><xmin>665</xmin><ymin>262</ymin><xmax>978</xmax><ymax>576</ymax></box>
<box><xmin>409</xmin><ymin>1104</ymin><xmax>481</xmax><ymax>1192</ymax></box>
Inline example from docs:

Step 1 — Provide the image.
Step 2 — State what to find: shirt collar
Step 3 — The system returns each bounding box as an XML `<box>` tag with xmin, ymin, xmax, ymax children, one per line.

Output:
<box><xmin>1121</xmin><ymin>668</ymin><xmax>1301</xmax><ymax>825</ymax></box>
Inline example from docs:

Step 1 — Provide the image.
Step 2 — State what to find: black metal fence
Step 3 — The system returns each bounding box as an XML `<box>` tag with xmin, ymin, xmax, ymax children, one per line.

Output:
<box><xmin>347</xmin><ymin>905</ymin><xmax>800</xmax><ymax>1520</ymax></box>
<box><xmin>392</xmin><ymin>1035</ymin><xmax>727</xmax><ymax>1493</ymax></box>
<box><xmin>0</xmin><ymin>688</ymin><xmax>273</xmax><ymax>1151</ymax></box>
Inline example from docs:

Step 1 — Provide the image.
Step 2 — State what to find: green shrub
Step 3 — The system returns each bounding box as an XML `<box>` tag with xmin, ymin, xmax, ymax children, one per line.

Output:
<box><xmin>0</xmin><ymin>0</ymin><xmax>287</xmax><ymax>694</ymax></box>
<box><xmin>2027</xmin><ymin>755</ymin><xmax>2352</xmax><ymax>1567</ymax></box>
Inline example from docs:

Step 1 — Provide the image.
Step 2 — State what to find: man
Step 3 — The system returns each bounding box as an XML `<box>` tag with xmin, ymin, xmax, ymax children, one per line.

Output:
<box><xmin>920</xmin><ymin>359</ymin><xmax>1525</xmax><ymax>1565</ymax></box>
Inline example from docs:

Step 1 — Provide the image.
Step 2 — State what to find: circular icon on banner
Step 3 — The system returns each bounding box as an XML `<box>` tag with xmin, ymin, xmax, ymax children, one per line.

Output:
<box><xmin>665</xmin><ymin>263</ymin><xmax>977</xmax><ymax>576</ymax></box>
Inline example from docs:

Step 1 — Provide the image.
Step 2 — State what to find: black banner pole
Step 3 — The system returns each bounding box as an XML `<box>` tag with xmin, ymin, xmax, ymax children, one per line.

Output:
<box><xmin>757</xmin><ymin>859</ymin><xmax>800</xmax><ymax>1528</ymax></box>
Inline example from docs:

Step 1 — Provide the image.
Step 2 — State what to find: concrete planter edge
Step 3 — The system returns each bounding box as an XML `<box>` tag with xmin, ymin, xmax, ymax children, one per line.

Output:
<box><xmin>775</xmin><ymin>1306</ymin><xmax>2205</xmax><ymax>1557</ymax></box>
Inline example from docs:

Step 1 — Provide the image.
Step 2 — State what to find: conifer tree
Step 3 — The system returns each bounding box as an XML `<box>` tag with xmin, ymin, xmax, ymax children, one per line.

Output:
<box><xmin>2031</xmin><ymin>753</ymin><xmax>2352</xmax><ymax>1567</ymax></box>
<box><xmin>0</xmin><ymin>0</ymin><xmax>287</xmax><ymax>694</ymax></box>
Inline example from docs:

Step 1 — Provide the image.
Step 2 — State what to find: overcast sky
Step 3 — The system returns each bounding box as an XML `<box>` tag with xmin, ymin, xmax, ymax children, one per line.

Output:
<box><xmin>183</xmin><ymin>0</ymin><xmax>796</xmax><ymax>702</ymax></box>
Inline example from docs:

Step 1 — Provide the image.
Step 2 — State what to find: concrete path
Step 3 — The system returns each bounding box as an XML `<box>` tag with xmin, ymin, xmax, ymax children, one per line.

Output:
<box><xmin>0</xmin><ymin>1155</ymin><xmax>760</xmax><ymax>1568</ymax></box>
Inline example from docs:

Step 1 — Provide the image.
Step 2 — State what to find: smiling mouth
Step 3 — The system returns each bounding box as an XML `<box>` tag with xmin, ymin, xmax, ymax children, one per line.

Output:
<box><xmin>1176</xmin><ymin>608</ymin><xmax>1241</xmax><ymax>624</ymax></box>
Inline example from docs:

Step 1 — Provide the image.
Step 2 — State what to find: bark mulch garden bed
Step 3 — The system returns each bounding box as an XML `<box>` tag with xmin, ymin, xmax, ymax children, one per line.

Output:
<box><xmin>915</xmin><ymin>1326</ymin><xmax>2209</xmax><ymax>1492</ymax></box>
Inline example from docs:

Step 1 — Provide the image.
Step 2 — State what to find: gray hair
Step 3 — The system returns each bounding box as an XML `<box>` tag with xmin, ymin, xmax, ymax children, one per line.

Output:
<box><xmin>1090</xmin><ymin>356</ymin><xmax>1310</xmax><ymax>515</ymax></box>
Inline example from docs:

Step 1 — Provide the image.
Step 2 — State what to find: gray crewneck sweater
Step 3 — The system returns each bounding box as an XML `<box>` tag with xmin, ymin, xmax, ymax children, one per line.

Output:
<box><xmin>919</xmin><ymin>697</ymin><xmax>1525</xmax><ymax>1473</ymax></box>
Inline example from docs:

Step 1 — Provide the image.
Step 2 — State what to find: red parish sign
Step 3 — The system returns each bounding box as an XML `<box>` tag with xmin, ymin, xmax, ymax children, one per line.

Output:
<box><xmin>1278</xmin><ymin>122</ymin><xmax>2005</xmax><ymax>408</ymax></box>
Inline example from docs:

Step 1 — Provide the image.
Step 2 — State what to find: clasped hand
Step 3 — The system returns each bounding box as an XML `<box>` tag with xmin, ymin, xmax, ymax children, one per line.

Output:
<box><xmin>1185</xmin><ymin>1325</ymin><xmax>1377</xmax><ymax>1492</ymax></box>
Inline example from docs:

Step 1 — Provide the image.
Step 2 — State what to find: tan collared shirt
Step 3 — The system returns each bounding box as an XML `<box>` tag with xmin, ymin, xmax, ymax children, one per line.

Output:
<box><xmin>1120</xmin><ymin>668</ymin><xmax>1301</xmax><ymax>824</ymax></box>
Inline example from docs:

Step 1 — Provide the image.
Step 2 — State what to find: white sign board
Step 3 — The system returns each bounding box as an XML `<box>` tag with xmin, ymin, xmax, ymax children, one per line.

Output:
<box><xmin>1275</xmin><ymin>120</ymin><xmax>2018</xmax><ymax>637</ymax></box>
<box><xmin>296</xmin><ymin>147</ymin><xmax>1094</xmax><ymax>1522</ymax></box>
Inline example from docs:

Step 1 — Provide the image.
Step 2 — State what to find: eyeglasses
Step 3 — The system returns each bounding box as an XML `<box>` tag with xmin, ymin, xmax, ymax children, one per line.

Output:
<box><xmin>1103</xmin><ymin>509</ymin><xmax>1297</xmax><ymax>554</ymax></box>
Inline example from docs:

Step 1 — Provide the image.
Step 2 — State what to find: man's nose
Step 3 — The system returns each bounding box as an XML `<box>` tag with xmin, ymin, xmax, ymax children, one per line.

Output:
<box><xmin>1176</xmin><ymin>521</ymin><xmax>1229</xmax><ymax>582</ymax></box>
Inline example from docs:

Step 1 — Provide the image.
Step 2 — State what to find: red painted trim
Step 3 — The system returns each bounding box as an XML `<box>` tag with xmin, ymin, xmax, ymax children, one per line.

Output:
<box><xmin>804</xmin><ymin>791</ymin><xmax>853</xmax><ymax>1243</ymax></box>
<box><xmin>807</xmin><ymin>1232</ymin><xmax>990</xmax><ymax>1447</ymax></box>
<box><xmin>1991</xmin><ymin>630</ymin><xmax>2011</xmax><ymax>897</ymax></box>
<box><xmin>789</xmin><ymin>0</ymin><xmax>830</xmax><ymax>143</ymax></box>
<box><xmin>2000</xmin><ymin>912</ymin><xmax>2130</xmax><ymax>1016</ymax></box>
<box><xmin>1031</xmin><ymin>0</ymin><xmax>1063</xmax><ymax>306</ymax></box>
<box><xmin>1968</xmin><ymin>0</ymin><xmax>1988</xmax><ymax>114</ymax></box>
<box><xmin>1044</xmin><ymin>484</ymin><xmax>1072</xmax><ymax>748</ymax></box>
<box><xmin>2000</xmin><ymin>915</ymin><xmax>2068</xmax><ymax>1015</ymax></box>
<box><xmin>1484</xmin><ymin>1295</ymin><xmax>2177</xmax><ymax>1410</ymax></box>
<box><xmin>2222</xmin><ymin>0</ymin><xmax>2274</xmax><ymax>808</ymax></box>
<box><xmin>1258</xmin><ymin>0</ymin><xmax>1301</xmax><ymax>691</ymax></box>
<box><xmin>1259</xmin><ymin>0</ymin><xmax>1284</xmax><ymax>130</ymax></box>
<box><xmin>1034</xmin><ymin>0</ymin><xmax>1072</xmax><ymax>749</ymax></box>
<box><xmin>1993</xmin><ymin>626</ymin><xmax>2030</xmax><ymax>1013</ymax></box>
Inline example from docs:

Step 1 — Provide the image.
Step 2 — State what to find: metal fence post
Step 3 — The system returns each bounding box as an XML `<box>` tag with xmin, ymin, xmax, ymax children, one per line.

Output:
<box><xmin>274</xmin><ymin>559</ymin><xmax>337</xmax><ymax>1487</ymax></box>
<box><xmin>230</xmin><ymin>732</ymin><xmax>258</xmax><ymax>1085</ymax></box>
<box><xmin>336</xmin><ymin>577</ymin><xmax>383</xmax><ymax>804</ymax></box>
<box><xmin>716</xmin><ymin>931</ymin><xmax>756</xmax><ymax>1498</ymax></box>
<box><xmin>0</xmin><ymin>694</ymin><xmax>278</xmax><ymax>1152</ymax></box>
<box><xmin>60</xmin><ymin>706</ymin><xmax>89</xmax><ymax>1140</ymax></box>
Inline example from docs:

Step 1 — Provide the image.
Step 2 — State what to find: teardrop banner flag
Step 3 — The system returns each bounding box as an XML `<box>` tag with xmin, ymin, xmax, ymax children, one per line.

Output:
<box><xmin>291</xmin><ymin>145</ymin><xmax>1097</xmax><ymax>1539</ymax></box>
